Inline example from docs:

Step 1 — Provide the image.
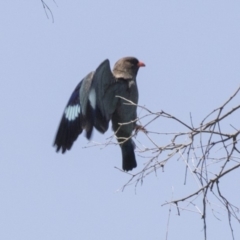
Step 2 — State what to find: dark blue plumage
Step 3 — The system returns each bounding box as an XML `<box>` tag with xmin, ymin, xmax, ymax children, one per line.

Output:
<box><xmin>54</xmin><ymin>57</ymin><xmax>145</xmax><ymax>171</ymax></box>
<box><xmin>54</xmin><ymin>73</ymin><xmax>94</xmax><ymax>153</ymax></box>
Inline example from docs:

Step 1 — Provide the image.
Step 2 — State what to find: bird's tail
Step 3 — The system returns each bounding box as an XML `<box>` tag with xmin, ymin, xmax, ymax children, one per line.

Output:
<box><xmin>121</xmin><ymin>139</ymin><xmax>137</xmax><ymax>171</ymax></box>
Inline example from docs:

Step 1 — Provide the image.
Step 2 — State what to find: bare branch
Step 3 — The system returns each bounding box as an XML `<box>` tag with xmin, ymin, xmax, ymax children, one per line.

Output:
<box><xmin>40</xmin><ymin>0</ymin><xmax>57</xmax><ymax>22</ymax></box>
<box><xmin>117</xmin><ymin>86</ymin><xmax>240</xmax><ymax>239</ymax></box>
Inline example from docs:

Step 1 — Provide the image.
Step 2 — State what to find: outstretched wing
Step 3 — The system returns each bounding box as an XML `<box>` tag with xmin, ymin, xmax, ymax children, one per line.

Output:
<box><xmin>91</xmin><ymin>59</ymin><xmax>119</xmax><ymax>133</ymax></box>
<box><xmin>54</xmin><ymin>72</ymin><xmax>94</xmax><ymax>153</ymax></box>
<box><xmin>54</xmin><ymin>60</ymin><xmax>120</xmax><ymax>153</ymax></box>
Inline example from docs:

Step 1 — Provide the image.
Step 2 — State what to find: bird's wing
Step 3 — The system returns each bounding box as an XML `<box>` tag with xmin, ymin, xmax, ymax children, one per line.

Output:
<box><xmin>54</xmin><ymin>72</ymin><xmax>94</xmax><ymax>153</ymax></box>
<box><xmin>91</xmin><ymin>59</ymin><xmax>118</xmax><ymax>133</ymax></box>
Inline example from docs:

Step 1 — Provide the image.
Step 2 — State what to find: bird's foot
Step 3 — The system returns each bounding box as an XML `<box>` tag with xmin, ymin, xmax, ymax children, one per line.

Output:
<box><xmin>135</xmin><ymin>124</ymin><xmax>147</xmax><ymax>134</ymax></box>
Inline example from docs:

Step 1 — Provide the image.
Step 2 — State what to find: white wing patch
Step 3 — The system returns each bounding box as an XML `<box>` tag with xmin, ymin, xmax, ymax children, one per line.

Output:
<box><xmin>65</xmin><ymin>105</ymin><xmax>81</xmax><ymax>121</ymax></box>
<box><xmin>89</xmin><ymin>88</ymin><xmax>96</xmax><ymax>109</ymax></box>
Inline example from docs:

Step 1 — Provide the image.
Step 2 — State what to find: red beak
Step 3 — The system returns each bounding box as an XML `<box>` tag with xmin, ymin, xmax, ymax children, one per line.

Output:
<box><xmin>137</xmin><ymin>61</ymin><xmax>146</xmax><ymax>67</ymax></box>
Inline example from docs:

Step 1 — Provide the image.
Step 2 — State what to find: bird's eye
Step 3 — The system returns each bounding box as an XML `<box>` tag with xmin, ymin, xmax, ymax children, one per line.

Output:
<box><xmin>128</xmin><ymin>58</ymin><xmax>138</xmax><ymax>66</ymax></box>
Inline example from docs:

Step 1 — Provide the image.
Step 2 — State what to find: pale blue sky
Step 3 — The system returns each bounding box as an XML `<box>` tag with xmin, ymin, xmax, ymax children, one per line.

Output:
<box><xmin>0</xmin><ymin>1</ymin><xmax>240</xmax><ymax>240</ymax></box>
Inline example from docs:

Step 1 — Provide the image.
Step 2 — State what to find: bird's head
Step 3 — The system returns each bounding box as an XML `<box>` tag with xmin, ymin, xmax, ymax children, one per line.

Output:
<box><xmin>113</xmin><ymin>57</ymin><xmax>145</xmax><ymax>80</ymax></box>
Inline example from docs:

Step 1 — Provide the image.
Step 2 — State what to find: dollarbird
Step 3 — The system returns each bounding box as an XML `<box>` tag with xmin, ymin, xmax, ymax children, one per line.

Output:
<box><xmin>54</xmin><ymin>57</ymin><xmax>145</xmax><ymax>171</ymax></box>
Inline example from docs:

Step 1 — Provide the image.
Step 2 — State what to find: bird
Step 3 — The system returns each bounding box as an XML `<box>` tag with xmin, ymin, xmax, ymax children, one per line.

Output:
<box><xmin>54</xmin><ymin>57</ymin><xmax>145</xmax><ymax>171</ymax></box>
